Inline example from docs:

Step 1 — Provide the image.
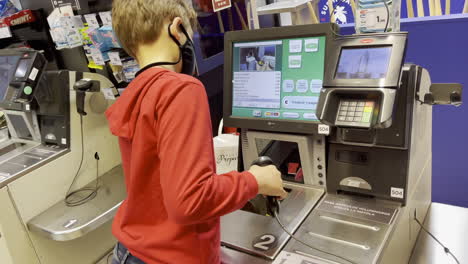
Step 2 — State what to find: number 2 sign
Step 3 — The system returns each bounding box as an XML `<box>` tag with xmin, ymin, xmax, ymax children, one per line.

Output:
<box><xmin>252</xmin><ymin>234</ymin><xmax>278</xmax><ymax>251</ymax></box>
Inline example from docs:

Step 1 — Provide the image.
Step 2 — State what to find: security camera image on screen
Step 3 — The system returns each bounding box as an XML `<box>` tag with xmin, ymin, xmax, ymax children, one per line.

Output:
<box><xmin>240</xmin><ymin>45</ymin><xmax>276</xmax><ymax>72</ymax></box>
<box><xmin>232</xmin><ymin>37</ymin><xmax>326</xmax><ymax>122</ymax></box>
<box><xmin>335</xmin><ymin>46</ymin><xmax>392</xmax><ymax>79</ymax></box>
<box><xmin>0</xmin><ymin>55</ymin><xmax>20</xmax><ymax>100</ymax></box>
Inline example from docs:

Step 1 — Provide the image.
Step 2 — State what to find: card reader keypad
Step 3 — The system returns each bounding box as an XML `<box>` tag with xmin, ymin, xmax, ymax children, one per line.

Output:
<box><xmin>336</xmin><ymin>100</ymin><xmax>374</xmax><ymax>127</ymax></box>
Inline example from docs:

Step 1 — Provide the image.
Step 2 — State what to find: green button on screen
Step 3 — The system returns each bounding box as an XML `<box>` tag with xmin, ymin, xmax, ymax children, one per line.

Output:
<box><xmin>24</xmin><ymin>86</ymin><xmax>33</xmax><ymax>95</ymax></box>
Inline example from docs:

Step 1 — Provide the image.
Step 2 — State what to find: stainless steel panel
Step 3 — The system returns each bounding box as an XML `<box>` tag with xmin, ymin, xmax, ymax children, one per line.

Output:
<box><xmin>0</xmin><ymin>140</ymin><xmax>38</xmax><ymax>164</ymax></box>
<box><xmin>322</xmin><ymin>33</ymin><xmax>408</xmax><ymax>89</ymax></box>
<box><xmin>283</xmin><ymin>194</ymin><xmax>400</xmax><ymax>264</ymax></box>
<box><xmin>221</xmin><ymin>184</ymin><xmax>324</xmax><ymax>260</ymax></box>
<box><xmin>221</xmin><ymin>246</ymin><xmax>271</xmax><ymax>264</ymax></box>
<box><xmin>27</xmin><ymin>166</ymin><xmax>125</xmax><ymax>241</ymax></box>
<box><xmin>0</xmin><ymin>143</ymin><xmax>66</xmax><ymax>188</ymax></box>
<box><xmin>221</xmin><ymin>202</ymin><xmax>468</xmax><ymax>264</ymax></box>
<box><xmin>7</xmin><ymin>155</ymin><xmax>42</xmax><ymax>167</ymax></box>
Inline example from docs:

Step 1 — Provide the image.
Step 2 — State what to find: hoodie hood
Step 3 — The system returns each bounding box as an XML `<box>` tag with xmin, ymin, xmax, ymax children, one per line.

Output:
<box><xmin>105</xmin><ymin>68</ymin><xmax>168</xmax><ymax>140</ymax></box>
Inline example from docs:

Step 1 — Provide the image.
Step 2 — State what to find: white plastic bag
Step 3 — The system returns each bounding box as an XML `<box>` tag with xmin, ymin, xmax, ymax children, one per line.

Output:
<box><xmin>213</xmin><ymin>119</ymin><xmax>239</xmax><ymax>174</ymax></box>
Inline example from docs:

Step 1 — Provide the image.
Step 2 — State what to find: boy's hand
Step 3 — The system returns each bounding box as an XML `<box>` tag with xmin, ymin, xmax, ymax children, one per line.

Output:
<box><xmin>249</xmin><ymin>165</ymin><xmax>288</xmax><ymax>199</ymax></box>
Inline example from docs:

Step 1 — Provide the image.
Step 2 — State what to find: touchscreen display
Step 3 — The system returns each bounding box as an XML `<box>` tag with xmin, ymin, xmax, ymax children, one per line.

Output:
<box><xmin>231</xmin><ymin>36</ymin><xmax>326</xmax><ymax>122</ymax></box>
<box><xmin>335</xmin><ymin>46</ymin><xmax>392</xmax><ymax>79</ymax></box>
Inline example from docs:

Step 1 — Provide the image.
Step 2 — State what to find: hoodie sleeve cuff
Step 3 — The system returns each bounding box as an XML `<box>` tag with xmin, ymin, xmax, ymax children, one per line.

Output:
<box><xmin>242</xmin><ymin>171</ymin><xmax>259</xmax><ymax>199</ymax></box>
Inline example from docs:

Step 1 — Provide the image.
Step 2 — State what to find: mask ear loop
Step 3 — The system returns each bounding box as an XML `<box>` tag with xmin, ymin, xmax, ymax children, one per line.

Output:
<box><xmin>168</xmin><ymin>22</ymin><xmax>183</xmax><ymax>47</ymax></box>
<box><xmin>134</xmin><ymin>22</ymin><xmax>183</xmax><ymax>77</ymax></box>
<box><xmin>179</xmin><ymin>24</ymin><xmax>194</xmax><ymax>45</ymax></box>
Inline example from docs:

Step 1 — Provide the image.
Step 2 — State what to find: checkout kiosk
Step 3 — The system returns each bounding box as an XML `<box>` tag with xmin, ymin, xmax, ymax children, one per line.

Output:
<box><xmin>221</xmin><ymin>24</ymin><xmax>462</xmax><ymax>264</ymax></box>
<box><xmin>0</xmin><ymin>48</ymin><xmax>122</xmax><ymax>264</ymax></box>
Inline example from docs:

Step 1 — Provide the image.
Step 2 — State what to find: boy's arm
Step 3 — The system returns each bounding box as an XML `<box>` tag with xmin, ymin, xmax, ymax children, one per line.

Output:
<box><xmin>157</xmin><ymin>80</ymin><xmax>258</xmax><ymax>225</ymax></box>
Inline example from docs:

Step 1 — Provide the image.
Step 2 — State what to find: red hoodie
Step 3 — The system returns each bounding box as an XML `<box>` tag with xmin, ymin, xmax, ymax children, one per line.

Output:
<box><xmin>105</xmin><ymin>68</ymin><xmax>258</xmax><ymax>264</ymax></box>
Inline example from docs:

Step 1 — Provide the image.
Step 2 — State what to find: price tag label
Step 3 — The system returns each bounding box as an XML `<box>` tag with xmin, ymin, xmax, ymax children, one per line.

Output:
<box><xmin>84</xmin><ymin>14</ymin><xmax>100</xmax><ymax>29</ymax></box>
<box><xmin>90</xmin><ymin>48</ymin><xmax>105</xmax><ymax>65</ymax></box>
<box><xmin>108</xmin><ymin>52</ymin><xmax>122</xmax><ymax>66</ymax></box>
<box><xmin>102</xmin><ymin>88</ymin><xmax>116</xmax><ymax>100</ymax></box>
<box><xmin>318</xmin><ymin>124</ymin><xmax>330</xmax><ymax>135</ymax></box>
<box><xmin>99</xmin><ymin>11</ymin><xmax>112</xmax><ymax>26</ymax></box>
<box><xmin>0</xmin><ymin>26</ymin><xmax>12</xmax><ymax>39</ymax></box>
<box><xmin>358</xmin><ymin>7</ymin><xmax>388</xmax><ymax>31</ymax></box>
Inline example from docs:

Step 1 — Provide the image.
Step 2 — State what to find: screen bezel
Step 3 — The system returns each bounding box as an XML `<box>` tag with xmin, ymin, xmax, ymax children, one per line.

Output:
<box><xmin>223</xmin><ymin>23</ymin><xmax>337</xmax><ymax>134</ymax></box>
<box><xmin>323</xmin><ymin>33</ymin><xmax>407</xmax><ymax>88</ymax></box>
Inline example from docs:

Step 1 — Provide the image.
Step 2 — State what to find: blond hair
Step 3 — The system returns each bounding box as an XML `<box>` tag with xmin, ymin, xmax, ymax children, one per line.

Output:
<box><xmin>112</xmin><ymin>0</ymin><xmax>197</xmax><ymax>58</ymax></box>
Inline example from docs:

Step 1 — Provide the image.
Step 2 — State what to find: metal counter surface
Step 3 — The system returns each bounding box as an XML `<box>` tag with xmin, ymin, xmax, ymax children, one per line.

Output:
<box><xmin>27</xmin><ymin>166</ymin><xmax>125</xmax><ymax>241</ymax></box>
<box><xmin>0</xmin><ymin>144</ymin><xmax>68</xmax><ymax>189</ymax></box>
<box><xmin>221</xmin><ymin>202</ymin><xmax>468</xmax><ymax>264</ymax></box>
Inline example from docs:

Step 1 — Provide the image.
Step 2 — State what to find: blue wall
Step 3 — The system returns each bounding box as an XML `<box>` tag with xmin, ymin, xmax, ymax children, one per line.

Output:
<box><xmin>318</xmin><ymin>0</ymin><xmax>467</xmax><ymax>24</ymax></box>
<box><xmin>340</xmin><ymin>14</ymin><xmax>468</xmax><ymax>207</ymax></box>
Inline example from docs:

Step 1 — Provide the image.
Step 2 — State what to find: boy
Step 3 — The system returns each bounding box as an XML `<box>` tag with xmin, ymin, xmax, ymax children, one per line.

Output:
<box><xmin>106</xmin><ymin>1</ymin><xmax>287</xmax><ymax>263</ymax></box>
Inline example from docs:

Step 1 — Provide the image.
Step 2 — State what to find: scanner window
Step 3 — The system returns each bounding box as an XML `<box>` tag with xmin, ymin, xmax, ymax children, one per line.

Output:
<box><xmin>8</xmin><ymin>114</ymin><xmax>32</xmax><ymax>139</ymax></box>
<box><xmin>255</xmin><ymin>139</ymin><xmax>304</xmax><ymax>184</ymax></box>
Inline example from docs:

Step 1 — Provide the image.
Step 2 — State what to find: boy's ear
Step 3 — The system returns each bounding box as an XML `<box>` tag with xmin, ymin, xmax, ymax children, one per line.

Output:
<box><xmin>169</xmin><ymin>17</ymin><xmax>184</xmax><ymax>42</ymax></box>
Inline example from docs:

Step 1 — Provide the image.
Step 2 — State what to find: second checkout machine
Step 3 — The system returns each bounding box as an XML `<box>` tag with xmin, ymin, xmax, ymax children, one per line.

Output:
<box><xmin>220</xmin><ymin>24</ymin><xmax>462</xmax><ymax>264</ymax></box>
<box><xmin>0</xmin><ymin>48</ymin><xmax>123</xmax><ymax>264</ymax></box>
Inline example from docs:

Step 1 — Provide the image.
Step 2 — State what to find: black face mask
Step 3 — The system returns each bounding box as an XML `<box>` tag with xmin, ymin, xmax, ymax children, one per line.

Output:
<box><xmin>135</xmin><ymin>23</ymin><xmax>197</xmax><ymax>77</ymax></box>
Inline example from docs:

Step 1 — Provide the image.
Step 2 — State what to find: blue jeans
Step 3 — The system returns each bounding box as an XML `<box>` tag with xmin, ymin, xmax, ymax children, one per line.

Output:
<box><xmin>111</xmin><ymin>243</ymin><xmax>145</xmax><ymax>264</ymax></box>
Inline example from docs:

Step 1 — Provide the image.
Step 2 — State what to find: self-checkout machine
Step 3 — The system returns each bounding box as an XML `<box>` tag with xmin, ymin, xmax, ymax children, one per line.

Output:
<box><xmin>220</xmin><ymin>23</ymin><xmax>462</xmax><ymax>264</ymax></box>
<box><xmin>0</xmin><ymin>48</ymin><xmax>124</xmax><ymax>264</ymax></box>
<box><xmin>279</xmin><ymin>32</ymin><xmax>463</xmax><ymax>264</ymax></box>
<box><xmin>220</xmin><ymin>23</ymin><xmax>337</xmax><ymax>262</ymax></box>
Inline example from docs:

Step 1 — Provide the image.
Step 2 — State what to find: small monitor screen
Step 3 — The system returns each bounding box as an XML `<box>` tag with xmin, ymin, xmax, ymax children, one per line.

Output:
<box><xmin>15</xmin><ymin>59</ymin><xmax>31</xmax><ymax>78</ymax></box>
<box><xmin>335</xmin><ymin>46</ymin><xmax>392</xmax><ymax>79</ymax></box>
<box><xmin>0</xmin><ymin>55</ymin><xmax>21</xmax><ymax>99</ymax></box>
<box><xmin>231</xmin><ymin>36</ymin><xmax>326</xmax><ymax>122</ymax></box>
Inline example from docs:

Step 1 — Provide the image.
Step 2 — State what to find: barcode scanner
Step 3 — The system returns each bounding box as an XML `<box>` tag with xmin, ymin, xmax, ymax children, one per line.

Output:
<box><xmin>251</xmin><ymin>156</ymin><xmax>281</xmax><ymax>217</ymax></box>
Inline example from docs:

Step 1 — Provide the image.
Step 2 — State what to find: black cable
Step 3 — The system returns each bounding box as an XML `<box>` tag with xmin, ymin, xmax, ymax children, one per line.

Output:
<box><xmin>330</xmin><ymin>21</ymin><xmax>344</xmax><ymax>39</ymax></box>
<box><xmin>65</xmin><ymin>115</ymin><xmax>100</xmax><ymax>207</ymax></box>
<box><xmin>106</xmin><ymin>252</ymin><xmax>113</xmax><ymax>264</ymax></box>
<box><xmin>329</xmin><ymin>5</ymin><xmax>345</xmax><ymax>38</ymax></box>
<box><xmin>414</xmin><ymin>215</ymin><xmax>461</xmax><ymax>264</ymax></box>
<box><xmin>274</xmin><ymin>213</ymin><xmax>358</xmax><ymax>264</ymax></box>
<box><xmin>382</xmin><ymin>0</ymin><xmax>390</xmax><ymax>33</ymax></box>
